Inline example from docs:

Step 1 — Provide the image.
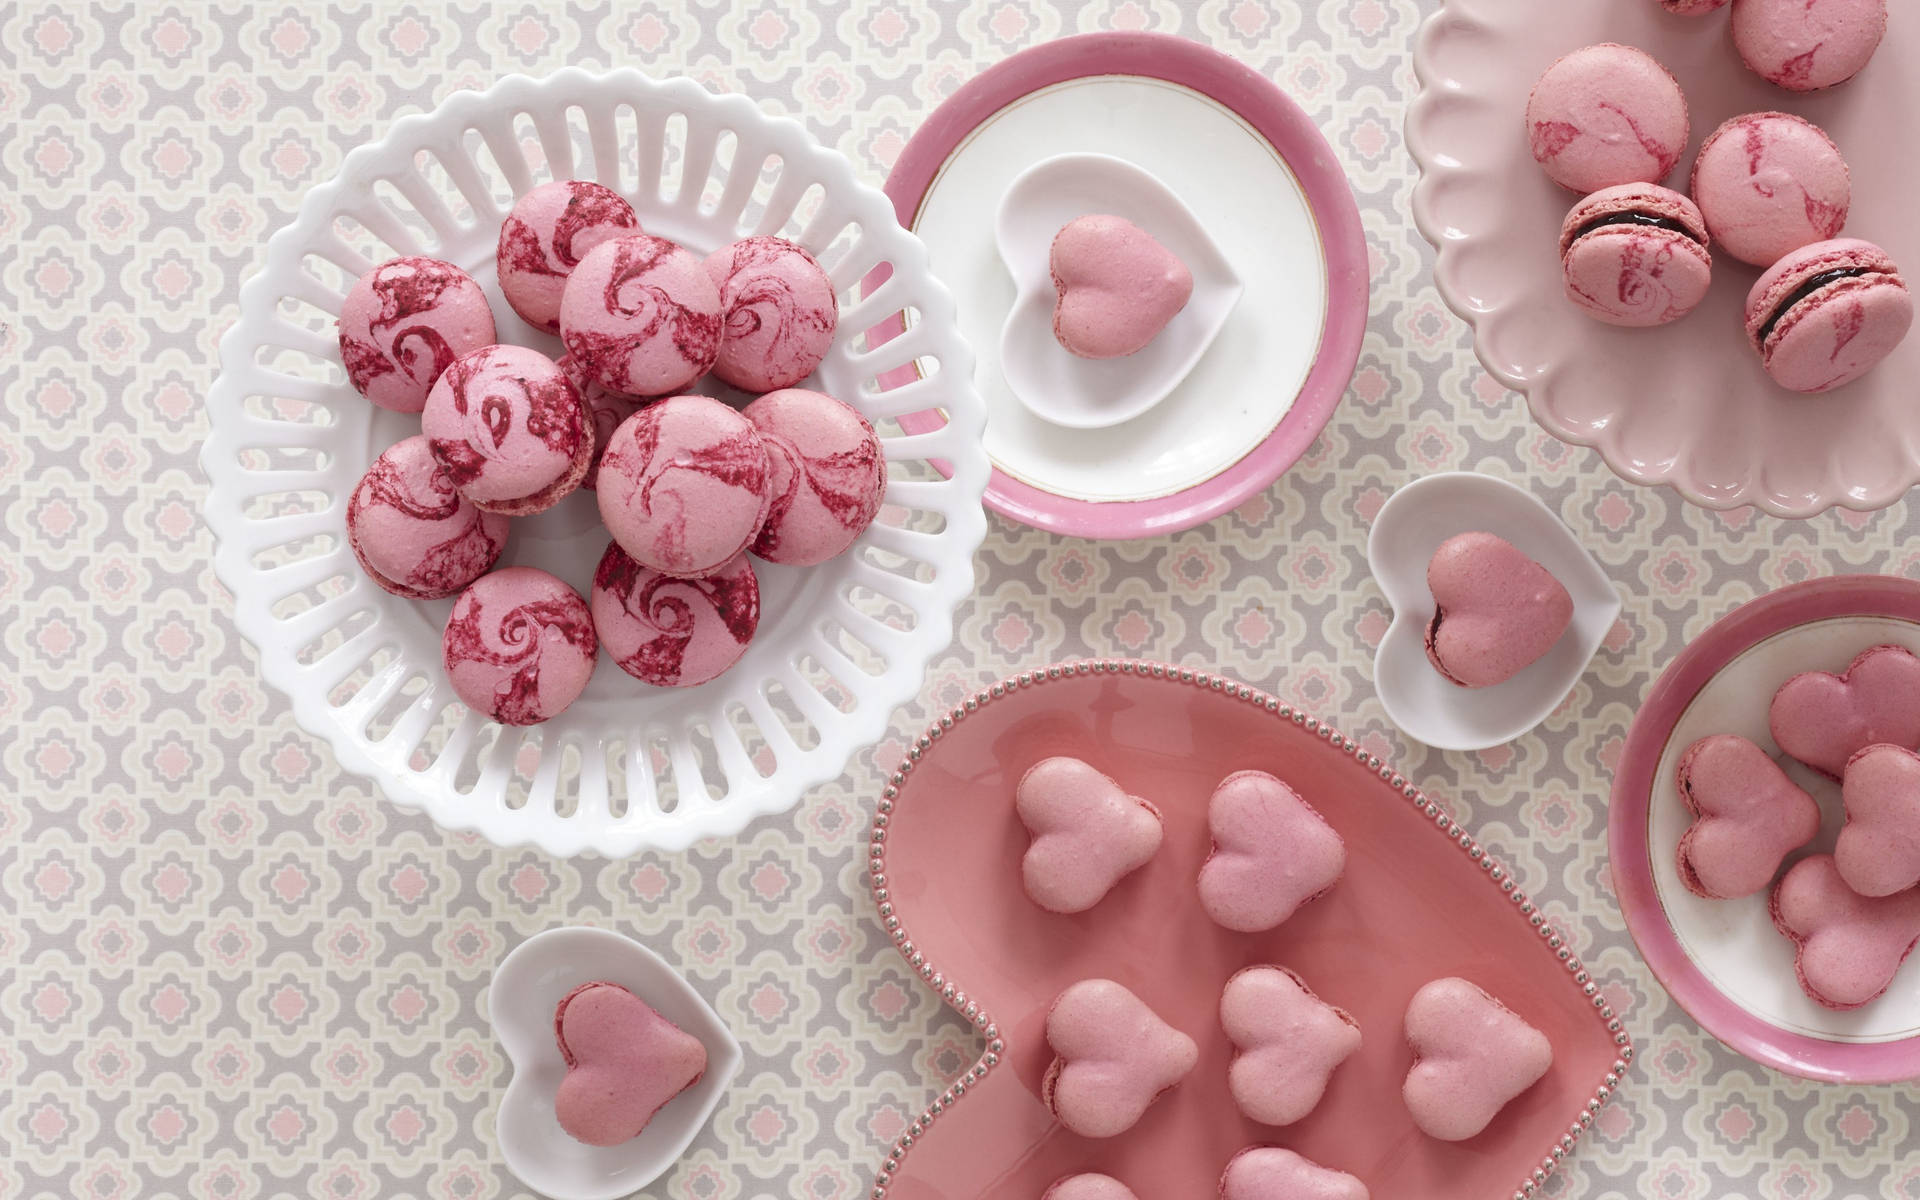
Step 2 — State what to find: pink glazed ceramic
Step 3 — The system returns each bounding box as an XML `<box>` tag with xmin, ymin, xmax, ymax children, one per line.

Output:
<box><xmin>870</xmin><ymin>662</ymin><xmax>1628</xmax><ymax>1199</ymax></box>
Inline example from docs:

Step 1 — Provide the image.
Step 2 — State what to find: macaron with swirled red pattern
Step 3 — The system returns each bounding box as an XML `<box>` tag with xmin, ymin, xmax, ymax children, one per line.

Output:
<box><xmin>347</xmin><ymin>434</ymin><xmax>509</xmax><ymax>599</ymax></box>
<box><xmin>590</xmin><ymin>541</ymin><xmax>760</xmax><ymax>688</ymax></box>
<box><xmin>704</xmin><ymin>236</ymin><xmax>838</xmax><ymax>392</ymax></box>
<box><xmin>742</xmin><ymin>388</ymin><xmax>885</xmax><ymax>567</ymax></box>
<box><xmin>1745</xmin><ymin>238</ymin><xmax>1913</xmax><ymax>393</ymax></box>
<box><xmin>442</xmin><ymin>567</ymin><xmax>597</xmax><ymax>726</ymax></box>
<box><xmin>422</xmin><ymin>344</ymin><xmax>593</xmax><ymax>515</ymax></box>
<box><xmin>338</xmin><ymin>256</ymin><xmax>496</xmax><ymax>413</ymax></box>
<box><xmin>597</xmin><ymin>395</ymin><xmax>773</xmax><ymax>579</ymax></box>
<box><xmin>1733</xmin><ymin>0</ymin><xmax>1887</xmax><ymax>92</ymax></box>
<box><xmin>1691</xmin><ymin>112</ymin><xmax>1850</xmax><ymax>268</ymax></box>
<box><xmin>561</xmin><ymin>233</ymin><xmax>722</xmax><ymax>397</ymax></box>
<box><xmin>498</xmin><ymin>180</ymin><xmax>641</xmax><ymax>335</ymax></box>
<box><xmin>1560</xmin><ymin>183</ymin><xmax>1712</xmax><ymax>327</ymax></box>
<box><xmin>1526</xmin><ymin>44</ymin><xmax>1690</xmax><ymax>193</ymax></box>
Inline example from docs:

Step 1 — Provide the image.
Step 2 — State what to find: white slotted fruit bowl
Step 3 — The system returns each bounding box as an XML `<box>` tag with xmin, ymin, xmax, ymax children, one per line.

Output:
<box><xmin>202</xmin><ymin>69</ymin><xmax>989</xmax><ymax>857</ymax></box>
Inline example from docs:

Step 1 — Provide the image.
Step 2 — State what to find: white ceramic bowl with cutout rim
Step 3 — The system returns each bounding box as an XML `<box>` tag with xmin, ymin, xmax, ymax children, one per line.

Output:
<box><xmin>202</xmin><ymin>69</ymin><xmax>989</xmax><ymax>858</ymax></box>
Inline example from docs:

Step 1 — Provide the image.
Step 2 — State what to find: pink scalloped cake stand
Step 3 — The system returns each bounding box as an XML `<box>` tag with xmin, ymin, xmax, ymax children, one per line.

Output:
<box><xmin>1410</xmin><ymin>0</ymin><xmax>1920</xmax><ymax>517</ymax></box>
<box><xmin>869</xmin><ymin>662</ymin><xmax>1629</xmax><ymax>1200</ymax></box>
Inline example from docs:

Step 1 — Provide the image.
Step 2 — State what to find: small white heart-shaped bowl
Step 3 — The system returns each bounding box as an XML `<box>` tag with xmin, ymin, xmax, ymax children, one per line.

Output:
<box><xmin>490</xmin><ymin>927</ymin><xmax>742</xmax><ymax>1200</ymax></box>
<box><xmin>1368</xmin><ymin>472</ymin><xmax>1621</xmax><ymax>752</ymax></box>
<box><xmin>995</xmin><ymin>152</ymin><xmax>1243</xmax><ymax>430</ymax></box>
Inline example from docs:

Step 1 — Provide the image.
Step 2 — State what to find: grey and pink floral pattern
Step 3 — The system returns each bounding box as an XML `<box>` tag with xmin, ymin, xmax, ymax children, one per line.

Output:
<box><xmin>7</xmin><ymin>3</ymin><xmax>1920</xmax><ymax>1198</ymax></box>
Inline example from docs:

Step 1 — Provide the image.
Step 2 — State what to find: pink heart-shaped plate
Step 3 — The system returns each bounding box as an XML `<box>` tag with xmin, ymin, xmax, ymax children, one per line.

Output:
<box><xmin>869</xmin><ymin>662</ymin><xmax>1627</xmax><ymax>1199</ymax></box>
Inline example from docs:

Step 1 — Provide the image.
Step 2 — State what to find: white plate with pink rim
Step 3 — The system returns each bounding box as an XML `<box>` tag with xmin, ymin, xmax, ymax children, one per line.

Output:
<box><xmin>490</xmin><ymin>926</ymin><xmax>742</xmax><ymax>1200</ymax></box>
<box><xmin>201</xmin><ymin>69</ymin><xmax>990</xmax><ymax>857</ymax></box>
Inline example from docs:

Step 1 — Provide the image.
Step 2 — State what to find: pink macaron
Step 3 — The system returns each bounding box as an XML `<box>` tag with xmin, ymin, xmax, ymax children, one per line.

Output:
<box><xmin>557</xmin><ymin>352</ymin><xmax>644</xmax><ymax>491</ymax></box>
<box><xmin>1049</xmin><ymin>215</ymin><xmax>1194</xmax><ymax>359</ymax></box>
<box><xmin>346</xmin><ymin>434</ymin><xmax>510</xmax><ymax>599</ymax></box>
<box><xmin>1559</xmin><ymin>183</ymin><xmax>1712</xmax><ymax>327</ymax></box>
<box><xmin>441</xmin><ymin>567</ymin><xmax>597</xmax><ymax>726</ymax></box>
<box><xmin>422</xmin><ymin>344</ymin><xmax>592</xmax><ymax>516</ymax></box>
<box><xmin>1733</xmin><ymin>0</ymin><xmax>1887</xmax><ymax>92</ymax></box>
<box><xmin>741</xmin><ymin>388</ymin><xmax>886</xmax><ymax>567</ymax></box>
<box><xmin>596</xmin><ymin>395</ymin><xmax>773</xmax><ymax>579</ymax></box>
<box><xmin>1661</xmin><ymin>0</ymin><xmax>1730</xmax><ymax>12</ymax></box>
<box><xmin>560</xmin><ymin>233</ymin><xmax>722</xmax><ymax>397</ymax></box>
<box><xmin>1772</xmin><ymin>853</ymin><xmax>1920</xmax><ymax>1010</ymax></box>
<box><xmin>1424</xmin><ymin>532</ymin><xmax>1574</xmax><ymax>689</ymax></box>
<box><xmin>1691</xmin><ymin>112</ymin><xmax>1850</xmax><ymax>268</ymax></box>
<box><xmin>1041</xmin><ymin>978</ymin><xmax>1197</xmax><ymax>1138</ymax></box>
<box><xmin>589</xmin><ymin>541</ymin><xmax>759</xmax><ymax>688</ymax></box>
<box><xmin>703</xmin><ymin>236</ymin><xmax>839</xmax><ymax>392</ymax></box>
<box><xmin>1770</xmin><ymin>644</ymin><xmax>1920</xmax><ymax>777</ymax></box>
<box><xmin>337</xmin><ymin>256</ymin><xmax>496</xmax><ymax>413</ymax></box>
<box><xmin>498</xmin><ymin>180</ymin><xmax>641</xmax><ymax>335</ymax></box>
<box><xmin>1402</xmin><ymin>977</ymin><xmax>1553</xmax><ymax>1142</ymax></box>
<box><xmin>1744</xmin><ymin>238</ymin><xmax>1913</xmax><ymax>394</ymax></box>
<box><xmin>552</xmin><ymin>981</ymin><xmax>707</xmax><ymax>1147</ymax></box>
<box><xmin>1015</xmin><ymin>757</ymin><xmax>1164</xmax><ymax>915</ymax></box>
<box><xmin>1674</xmin><ymin>734</ymin><xmax>1821</xmax><ymax>899</ymax></box>
<box><xmin>1526</xmin><ymin>44</ymin><xmax>1690</xmax><ymax>193</ymax></box>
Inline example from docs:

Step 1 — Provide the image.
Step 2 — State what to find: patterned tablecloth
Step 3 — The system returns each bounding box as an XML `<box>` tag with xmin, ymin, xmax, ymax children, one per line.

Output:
<box><xmin>6</xmin><ymin>1</ymin><xmax>1920</xmax><ymax>1197</ymax></box>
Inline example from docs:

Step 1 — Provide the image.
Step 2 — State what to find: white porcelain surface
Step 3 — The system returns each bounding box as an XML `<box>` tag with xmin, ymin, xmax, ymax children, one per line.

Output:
<box><xmin>491</xmin><ymin>927</ymin><xmax>742</xmax><ymax>1200</ymax></box>
<box><xmin>994</xmin><ymin>153</ymin><xmax>1241</xmax><ymax>430</ymax></box>
<box><xmin>1369</xmin><ymin>472</ymin><xmax>1622</xmax><ymax>751</ymax></box>
<box><xmin>915</xmin><ymin>75</ymin><xmax>1327</xmax><ymax>503</ymax></box>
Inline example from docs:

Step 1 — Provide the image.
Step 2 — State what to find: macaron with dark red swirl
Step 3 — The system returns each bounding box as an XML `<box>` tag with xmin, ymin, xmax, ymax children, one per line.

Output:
<box><xmin>742</xmin><ymin>388</ymin><xmax>885</xmax><ymax>566</ymax></box>
<box><xmin>1559</xmin><ymin>183</ymin><xmax>1712</xmax><ymax>327</ymax></box>
<box><xmin>422</xmin><ymin>344</ymin><xmax>593</xmax><ymax>516</ymax></box>
<box><xmin>442</xmin><ymin>567</ymin><xmax>597</xmax><ymax>726</ymax></box>
<box><xmin>704</xmin><ymin>236</ymin><xmax>838</xmax><ymax>392</ymax></box>
<box><xmin>497</xmin><ymin>180</ymin><xmax>641</xmax><ymax>335</ymax></box>
<box><xmin>560</xmin><ymin>233</ymin><xmax>722</xmax><ymax>397</ymax></box>
<box><xmin>347</xmin><ymin>434</ymin><xmax>510</xmax><ymax>599</ymax></box>
<box><xmin>1745</xmin><ymin>238</ymin><xmax>1913</xmax><ymax>393</ymax></box>
<box><xmin>596</xmin><ymin>395</ymin><xmax>772</xmax><ymax>579</ymax></box>
<box><xmin>590</xmin><ymin>541</ymin><xmax>759</xmax><ymax>688</ymax></box>
<box><xmin>338</xmin><ymin>256</ymin><xmax>496</xmax><ymax>413</ymax></box>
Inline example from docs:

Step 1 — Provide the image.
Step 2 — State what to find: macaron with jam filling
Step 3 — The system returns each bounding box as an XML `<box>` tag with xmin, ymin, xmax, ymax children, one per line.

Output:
<box><xmin>1559</xmin><ymin>184</ymin><xmax>1711</xmax><ymax>327</ymax></box>
<box><xmin>1691</xmin><ymin>112</ymin><xmax>1850</xmax><ymax>268</ymax></box>
<box><xmin>1745</xmin><ymin>238</ymin><xmax>1913</xmax><ymax>394</ymax></box>
<box><xmin>1662</xmin><ymin>0</ymin><xmax>1730</xmax><ymax>12</ymax></box>
<box><xmin>1526</xmin><ymin>44</ymin><xmax>1691</xmax><ymax>193</ymax></box>
<box><xmin>1733</xmin><ymin>0</ymin><xmax>1887</xmax><ymax>92</ymax></box>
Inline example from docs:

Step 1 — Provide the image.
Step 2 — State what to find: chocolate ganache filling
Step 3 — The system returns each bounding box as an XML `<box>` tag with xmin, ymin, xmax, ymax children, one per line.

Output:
<box><xmin>1757</xmin><ymin>268</ymin><xmax>1871</xmax><ymax>346</ymax></box>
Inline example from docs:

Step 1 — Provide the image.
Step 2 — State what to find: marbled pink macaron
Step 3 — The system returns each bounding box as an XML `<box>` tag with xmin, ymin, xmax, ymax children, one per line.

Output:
<box><xmin>1402</xmin><ymin>977</ymin><xmax>1553</xmax><ymax>1141</ymax></box>
<box><xmin>590</xmin><ymin>541</ymin><xmax>759</xmax><ymax>688</ymax></box>
<box><xmin>422</xmin><ymin>344</ymin><xmax>592</xmax><ymax>515</ymax></box>
<box><xmin>1425</xmin><ymin>532</ymin><xmax>1574</xmax><ymax>688</ymax></box>
<box><xmin>346</xmin><ymin>434</ymin><xmax>509</xmax><ymax>599</ymax></box>
<box><xmin>441</xmin><ymin>567</ymin><xmax>597</xmax><ymax>726</ymax></box>
<box><xmin>1218</xmin><ymin>1148</ymin><xmax>1370</xmax><ymax>1200</ymax></box>
<box><xmin>1744</xmin><ymin>238</ymin><xmax>1913</xmax><ymax>394</ymax></box>
<box><xmin>1049</xmin><ymin>215</ymin><xmax>1194</xmax><ymax>359</ymax></box>
<box><xmin>498</xmin><ymin>180</ymin><xmax>641</xmax><ymax>335</ymax></box>
<box><xmin>704</xmin><ymin>236</ymin><xmax>839</xmax><ymax>392</ymax></box>
<box><xmin>1733</xmin><ymin>0</ymin><xmax>1887</xmax><ymax>92</ymax></box>
<box><xmin>337</xmin><ymin>256</ymin><xmax>496</xmax><ymax>413</ymax></box>
<box><xmin>1691</xmin><ymin>112</ymin><xmax>1850</xmax><ymax>268</ymax></box>
<box><xmin>741</xmin><ymin>388</ymin><xmax>886</xmax><ymax>566</ymax></box>
<box><xmin>1662</xmin><ymin>0</ymin><xmax>1730</xmax><ymax>12</ymax></box>
<box><xmin>1016</xmin><ymin>756</ymin><xmax>1164</xmax><ymax>914</ymax></box>
<box><xmin>1771</xmin><ymin>853</ymin><xmax>1920</xmax><ymax>1009</ymax></box>
<box><xmin>560</xmin><ymin>233</ymin><xmax>722</xmax><ymax>397</ymax></box>
<box><xmin>557</xmin><ymin>352</ymin><xmax>644</xmax><ymax>491</ymax></box>
<box><xmin>1559</xmin><ymin>183</ymin><xmax>1712</xmax><ymax>327</ymax></box>
<box><xmin>1526</xmin><ymin>44</ymin><xmax>1690</xmax><ymax>193</ymax></box>
<box><xmin>596</xmin><ymin>395</ymin><xmax>773</xmax><ymax>579</ymax></box>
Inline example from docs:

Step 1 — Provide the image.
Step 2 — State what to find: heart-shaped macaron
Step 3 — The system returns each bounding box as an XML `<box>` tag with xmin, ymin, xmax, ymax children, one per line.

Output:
<box><xmin>1042</xmin><ymin>1174</ymin><xmax>1139</xmax><ymax>1200</ymax></box>
<box><xmin>1424</xmin><ymin>532</ymin><xmax>1574</xmax><ymax>689</ymax></box>
<box><xmin>1837</xmin><ymin>744</ymin><xmax>1920</xmax><ymax>898</ymax></box>
<box><xmin>1402</xmin><ymin>977</ymin><xmax>1553</xmax><ymax>1142</ymax></box>
<box><xmin>1049</xmin><ymin>214</ymin><xmax>1195</xmax><ymax>360</ymax></box>
<box><xmin>1772</xmin><ymin>853</ymin><xmax>1920</xmax><ymax>1010</ymax></box>
<box><xmin>1198</xmin><ymin>771</ymin><xmax>1346</xmax><ymax>933</ymax></box>
<box><xmin>1675</xmin><ymin>734</ymin><xmax>1821</xmax><ymax>899</ymax></box>
<box><xmin>1770</xmin><ymin>644</ymin><xmax>1920</xmax><ymax>779</ymax></box>
<box><xmin>1042</xmin><ymin>978</ymin><xmax>1198</xmax><ymax>1138</ymax></box>
<box><xmin>553</xmin><ymin>981</ymin><xmax>709</xmax><ymax>1146</ymax></box>
<box><xmin>1218</xmin><ymin>1147</ymin><xmax>1370</xmax><ymax>1200</ymax></box>
<box><xmin>1016</xmin><ymin>757</ymin><xmax>1163</xmax><ymax>914</ymax></box>
<box><xmin>1221</xmin><ymin>966</ymin><xmax>1361</xmax><ymax>1126</ymax></box>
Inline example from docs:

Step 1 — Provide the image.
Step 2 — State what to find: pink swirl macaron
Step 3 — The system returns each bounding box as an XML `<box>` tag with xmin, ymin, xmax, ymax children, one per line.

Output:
<box><xmin>1526</xmin><ymin>44</ymin><xmax>1690</xmax><ymax>193</ymax></box>
<box><xmin>498</xmin><ymin>180</ymin><xmax>642</xmax><ymax>335</ymax></box>
<box><xmin>337</xmin><ymin>256</ymin><xmax>496</xmax><ymax>413</ymax></box>
<box><xmin>704</xmin><ymin>236</ymin><xmax>839</xmax><ymax>392</ymax></box>
<box><xmin>597</xmin><ymin>395</ymin><xmax>773</xmax><ymax>579</ymax></box>
<box><xmin>741</xmin><ymin>388</ymin><xmax>886</xmax><ymax>566</ymax></box>
<box><xmin>442</xmin><ymin>567</ymin><xmax>597</xmax><ymax>726</ymax></box>
<box><xmin>560</xmin><ymin>233</ymin><xmax>722</xmax><ymax>397</ymax></box>
<box><xmin>1745</xmin><ymin>238</ymin><xmax>1913</xmax><ymax>394</ymax></box>
<box><xmin>423</xmin><ymin>344</ymin><xmax>593</xmax><ymax>515</ymax></box>
<box><xmin>347</xmin><ymin>434</ymin><xmax>510</xmax><ymax>599</ymax></box>
<box><xmin>590</xmin><ymin>541</ymin><xmax>760</xmax><ymax>688</ymax></box>
<box><xmin>1560</xmin><ymin>184</ymin><xmax>1712</xmax><ymax>327</ymax></box>
<box><xmin>1733</xmin><ymin>0</ymin><xmax>1887</xmax><ymax>92</ymax></box>
<box><xmin>557</xmin><ymin>353</ymin><xmax>644</xmax><ymax>491</ymax></box>
<box><xmin>1691</xmin><ymin>112</ymin><xmax>1850</xmax><ymax>268</ymax></box>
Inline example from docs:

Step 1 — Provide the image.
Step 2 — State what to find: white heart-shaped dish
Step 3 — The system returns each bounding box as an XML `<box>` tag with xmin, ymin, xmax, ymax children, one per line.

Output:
<box><xmin>1369</xmin><ymin>472</ymin><xmax>1621</xmax><ymax>751</ymax></box>
<box><xmin>995</xmin><ymin>152</ymin><xmax>1243</xmax><ymax>430</ymax></box>
<box><xmin>490</xmin><ymin>927</ymin><xmax>742</xmax><ymax>1200</ymax></box>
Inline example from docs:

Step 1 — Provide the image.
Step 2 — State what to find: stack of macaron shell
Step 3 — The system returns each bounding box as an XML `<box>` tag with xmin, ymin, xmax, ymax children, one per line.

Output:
<box><xmin>335</xmin><ymin>178</ymin><xmax>888</xmax><ymax>727</ymax></box>
<box><xmin>1674</xmin><ymin>643</ymin><xmax>1920</xmax><ymax>1010</ymax></box>
<box><xmin>1528</xmin><ymin>29</ymin><xmax>1912</xmax><ymax>392</ymax></box>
